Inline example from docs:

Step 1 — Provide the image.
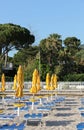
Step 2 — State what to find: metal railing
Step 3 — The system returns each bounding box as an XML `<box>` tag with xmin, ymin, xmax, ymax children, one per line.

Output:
<box><xmin>0</xmin><ymin>81</ymin><xmax>84</xmax><ymax>90</ymax></box>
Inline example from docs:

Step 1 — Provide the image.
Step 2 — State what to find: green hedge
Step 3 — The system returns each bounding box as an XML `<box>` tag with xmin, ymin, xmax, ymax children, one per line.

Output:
<box><xmin>63</xmin><ymin>73</ymin><xmax>84</xmax><ymax>81</ymax></box>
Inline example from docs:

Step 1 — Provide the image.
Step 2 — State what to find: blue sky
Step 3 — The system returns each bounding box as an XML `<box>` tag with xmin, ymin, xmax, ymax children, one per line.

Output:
<box><xmin>0</xmin><ymin>0</ymin><xmax>84</xmax><ymax>56</ymax></box>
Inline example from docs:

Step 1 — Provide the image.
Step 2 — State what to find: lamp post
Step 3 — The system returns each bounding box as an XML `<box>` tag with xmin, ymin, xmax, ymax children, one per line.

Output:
<box><xmin>39</xmin><ymin>50</ymin><xmax>41</xmax><ymax>76</ymax></box>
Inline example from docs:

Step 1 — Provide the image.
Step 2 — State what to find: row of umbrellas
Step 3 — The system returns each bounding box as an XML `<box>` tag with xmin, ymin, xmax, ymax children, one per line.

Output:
<box><xmin>0</xmin><ymin>66</ymin><xmax>58</xmax><ymax>113</ymax></box>
<box><xmin>46</xmin><ymin>73</ymin><xmax>58</xmax><ymax>90</ymax></box>
<box><xmin>0</xmin><ymin>66</ymin><xmax>58</xmax><ymax>98</ymax></box>
<box><xmin>0</xmin><ymin>66</ymin><xmax>58</xmax><ymax>115</ymax></box>
<box><xmin>0</xmin><ymin>65</ymin><xmax>24</xmax><ymax>98</ymax></box>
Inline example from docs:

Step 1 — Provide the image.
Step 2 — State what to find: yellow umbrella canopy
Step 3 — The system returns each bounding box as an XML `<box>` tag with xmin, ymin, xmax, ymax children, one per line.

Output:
<box><xmin>37</xmin><ymin>74</ymin><xmax>41</xmax><ymax>92</ymax></box>
<box><xmin>15</xmin><ymin>87</ymin><xmax>23</xmax><ymax>98</ymax></box>
<box><xmin>12</xmin><ymin>74</ymin><xmax>17</xmax><ymax>90</ymax></box>
<box><xmin>50</xmin><ymin>74</ymin><xmax>55</xmax><ymax>90</ymax></box>
<box><xmin>1</xmin><ymin>73</ymin><xmax>5</xmax><ymax>92</ymax></box>
<box><xmin>29</xmin><ymin>69</ymin><xmax>39</xmax><ymax>111</ymax></box>
<box><xmin>17</xmin><ymin>65</ymin><xmax>24</xmax><ymax>89</ymax></box>
<box><xmin>30</xmin><ymin>85</ymin><xmax>37</xmax><ymax>94</ymax></box>
<box><xmin>45</xmin><ymin>73</ymin><xmax>51</xmax><ymax>90</ymax></box>
<box><xmin>32</xmin><ymin>69</ymin><xmax>38</xmax><ymax>85</ymax></box>
<box><xmin>15</xmin><ymin>65</ymin><xmax>24</xmax><ymax>98</ymax></box>
<box><xmin>30</xmin><ymin>69</ymin><xmax>38</xmax><ymax>94</ymax></box>
<box><xmin>53</xmin><ymin>74</ymin><xmax>58</xmax><ymax>89</ymax></box>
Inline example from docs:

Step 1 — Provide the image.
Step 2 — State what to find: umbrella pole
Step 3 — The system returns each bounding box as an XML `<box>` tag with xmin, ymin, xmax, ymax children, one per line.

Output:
<box><xmin>32</xmin><ymin>102</ymin><xmax>34</xmax><ymax>111</ymax></box>
<box><xmin>17</xmin><ymin>98</ymin><xmax>21</xmax><ymax>118</ymax></box>
<box><xmin>40</xmin><ymin>98</ymin><xmax>42</xmax><ymax>105</ymax></box>
<box><xmin>13</xmin><ymin>90</ymin><xmax>16</xmax><ymax>99</ymax></box>
<box><xmin>17</xmin><ymin>107</ymin><xmax>20</xmax><ymax>116</ymax></box>
<box><xmin>2</xmin><ymin>95</ymin><xmax>4</xmax><ymax>102</ymax></box>
<box><xmin>47</xmin><ymin>95</ymin><xmax>49</xmax><ymax>102</ymax></box>
<box><xmin>55</xmin><ymin>89</ymin><xmax>57</xmax><ymax>99</ymax></box>
<box><xmin>31</xmin><ymin>94</ymin><xmax>35</xmax><ymax>111</ymax></box>
<box><xmin>51</xmin><ymin>94</ymin><xmax>53</xmax><ymax>100</ymax></box>
<box><xmin>33</xmin><ymin>93</ymin><xmax>34</xmax><ymax>99</ymax></box>
<box><xmin>17</xmin><ymin>107</ymin><xmax>20</xmax><ymax>124</ymax></box>
<box><xmin>2</xmin><ymin>94</ymin><xmax>5</xmax><ymax>108</ymax></box>
<box><xmin>19</xmin><ymin>97</ymin><xmax>21</xmax><ymax>103</ymax></box>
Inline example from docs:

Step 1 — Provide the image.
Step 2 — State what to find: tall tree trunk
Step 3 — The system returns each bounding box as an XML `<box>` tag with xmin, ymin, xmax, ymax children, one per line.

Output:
<box><xmin>0</xmin><ymin>45</ymin><xmax>2</xmax><ymax>55</ymax></box>
<box><xmin>4</xmin><ymin>53</ymin><xmax>8</xmax><ymax>67</ymax></box>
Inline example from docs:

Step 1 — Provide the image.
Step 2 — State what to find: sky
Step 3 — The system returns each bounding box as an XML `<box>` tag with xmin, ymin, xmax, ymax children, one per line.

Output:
<box><xmin>0</xmin><ymin>0</ymin><xmax>84</xmax><ymax>56</ymax></box>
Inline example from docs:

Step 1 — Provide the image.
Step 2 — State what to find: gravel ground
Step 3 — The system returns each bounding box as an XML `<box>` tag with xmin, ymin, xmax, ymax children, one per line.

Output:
<box><xmin>0</xmin><ymin>96</ymin><xmax>83</xmax><ymax>130</ymax></box>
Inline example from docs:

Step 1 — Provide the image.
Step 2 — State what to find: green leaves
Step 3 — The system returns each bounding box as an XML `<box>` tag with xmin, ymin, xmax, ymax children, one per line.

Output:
<box><xmin>0</xmin><ymin>23</ymin><xmax>35</xmax><ymax>57</ymax></box>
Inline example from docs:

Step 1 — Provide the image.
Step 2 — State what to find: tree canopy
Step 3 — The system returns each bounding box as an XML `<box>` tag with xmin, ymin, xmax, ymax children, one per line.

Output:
<box><xmin>0</xmin><ymin>24</ymin><xmax>84</xmax><ymax>81</ymax></box>
<box><xmin>0</xmin><ymin>23</ymin><xmax>35</xmax><ymax>59</ymax></box>
<box><xmin>64</xmin><ymin>37</ymin><xmax>81</xmax><ymax>55</ymax></box>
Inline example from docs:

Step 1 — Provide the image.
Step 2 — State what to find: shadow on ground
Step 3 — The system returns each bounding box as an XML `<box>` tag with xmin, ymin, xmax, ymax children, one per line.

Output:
<box><xmin>56</xmin><ymin>107</ymin><xmax>71</xmax><ymax>111</ymax></box>
<box><xmin>54</xmin><ymin>113</ymin><xmax>75</xmax><ymax>117</ymax></box>
<box><xmin>46</xmin><ymin>120</ymin><xmax>75</xmax><ymax>126</ymax></box>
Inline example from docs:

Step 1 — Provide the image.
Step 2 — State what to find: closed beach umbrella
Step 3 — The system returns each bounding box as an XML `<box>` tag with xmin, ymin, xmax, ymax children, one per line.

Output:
<box><xmin>50</xmin><ymin>74</ymin><xmax>55</xmax><ymax>90</ymax></box>
<box><xmin>45</xmin><ymin>73</ymin><xmax>51</xmax><ymax>101</ymax></box>
<box><xmin>50</xmin><ymin>74</ymin><xmax>55</xmax><ymax>100</ymax></box>
<box><xmin>53</xmin><ymin>74</ymin><xmax>58</xmax><ymax>97</ymax></box>
<box><xmin>15</xmin><ymin>65</ymin><xmax>24</xmax><ymax>98</ymax></box>
<box><xmin>54</xmin><ymin>74</ymin><xmax>58</xmax><ymax>89</ymax></box>
<box><xmin>17</xmin><ymin>65</ymin><xmax>24</xmax><ymax>88</ymax></box>
<box><xmin>14</xmin><ymin>65</ymin><xmax>24</xmax><ymax>117</ymax></box>
<box><xmin>30</xmin><ymin>69</ymin><xmax>38</xmax><ymax>110</ymax></box>
<box><xmin>30</xmin><ymin>69</ymin><xmax>38</xmax><ymax>94</ymax></box>
<box><xmin>0</xmin><ymin>73</ymin><xmax>6</xmax><ymax>103</ymax></box>
<box><xmin>46</xmin><ymin>73</ymin><xmax>50</xmax><ymax>90</ymax></box>
<box><xmin>12</xmin><ymin>74</ymin><xmax>17</xmax><ymax>90</ymax></box>
<box><xmin>37</xmin><ymin>74</ymin><xmax>41</xmax><ymax>92</ymax></box>
<box><xmin>37</xmin><ymin>74</ymin><xmax>42</xmax><ymax>104</ymax></box>
<box><xmin>1</xmin><ymin>73</ymin><xmax>5</xmax><ymax>92</ymax></box>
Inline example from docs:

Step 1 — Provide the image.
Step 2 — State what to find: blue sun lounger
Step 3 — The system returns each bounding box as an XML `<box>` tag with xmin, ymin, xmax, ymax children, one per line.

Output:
<box><xmin>78</xmin><ymin>108</ymin><xmax>84</xmax><ymax>112</ymax></box>
<box><xmin>0</xmin><ymin>122</ymin><xmax>25</xmax><ymax>130</ymax></box>
<box><xmin>54</xmin><ymin>96</ymin><xmax>65</xmax><ymax>103</ymax></box>
<box><xmin>14</xmin><ymin>106</ymin><xmax>29</xmax><ymax>111</ymax></box>
<box><xmin>76</xmin><ymin>122</ymin><xmax>84</xmax><ymax>130</ymax></box>
<box><xmin>0</xmin><ymin>113</ymin><xmax>17</xmax><ymax>120</ymax></box>
<box><xmin>43</xmin><ymin>101</ymin><xmax>55</xmax><ymax>108</ymax></box>
<box><xmin>25</xmin><ymin>101</ymin><xmax>39</xmax><ymax>106</ymax></box>
<box><xmin>37</xmin><ymin>106</ymin><xmax>51</xmax><ymax>115</ymax></box>
<box><xmin>37</xmin><ymin>106</ymin><xmax>51</xmax><ymax>111</ymax></box>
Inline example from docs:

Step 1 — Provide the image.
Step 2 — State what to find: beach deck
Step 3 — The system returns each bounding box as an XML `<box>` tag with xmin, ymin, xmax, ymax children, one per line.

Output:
<box><xmin>0</xmin><ymin>93</ymin><xmax>83</xmax><ymax>130</ymax></box>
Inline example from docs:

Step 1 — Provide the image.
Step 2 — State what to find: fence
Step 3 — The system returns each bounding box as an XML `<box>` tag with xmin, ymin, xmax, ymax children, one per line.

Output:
<box><xmin>0</xmin><ymin>81</ymin><xmax>84</xmax><ymax>90</ymax></box>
